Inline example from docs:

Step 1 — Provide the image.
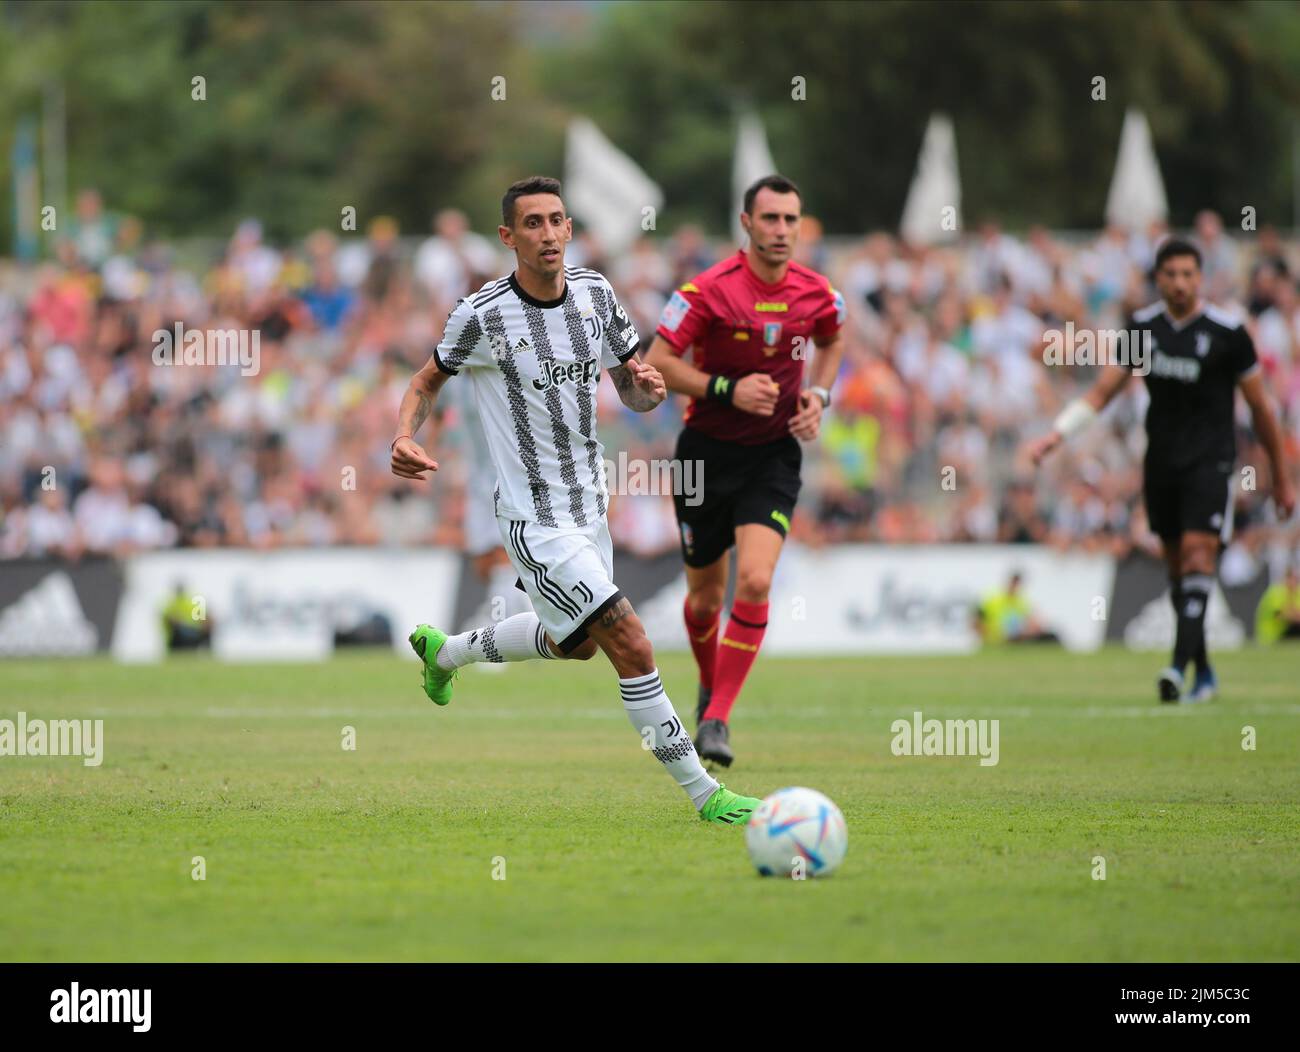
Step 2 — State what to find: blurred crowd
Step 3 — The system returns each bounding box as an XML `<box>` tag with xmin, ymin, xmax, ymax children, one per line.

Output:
<box><xmin>2</xmin><ymin>190</ymin><xmax>1299</xmax><ymax>580</ymax></box>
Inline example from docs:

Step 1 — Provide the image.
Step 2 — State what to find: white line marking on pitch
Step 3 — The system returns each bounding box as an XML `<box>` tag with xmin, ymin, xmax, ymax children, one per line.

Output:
<box><xmin>58</xmin><ymin>703</ymin><xmax>1300</xmax><ymax>722</ymax></box>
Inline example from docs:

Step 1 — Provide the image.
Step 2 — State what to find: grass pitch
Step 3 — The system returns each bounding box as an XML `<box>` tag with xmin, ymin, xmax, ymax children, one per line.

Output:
<box><xmin>1</xmin><ymin>647</ymin><xmax>1297</xmax><ymax>962</ymax></box>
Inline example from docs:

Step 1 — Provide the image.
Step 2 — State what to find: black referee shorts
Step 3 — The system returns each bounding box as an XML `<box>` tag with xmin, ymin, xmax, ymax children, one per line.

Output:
<box><xmin>1143</xmin><ymin>459</ymin><xmax>1236</xmax><ymax>544</ymax></box>
<box><xmin>671</xmin><ymin>426</ymin><xmax>802</xmax><ymax>568</ymax></box>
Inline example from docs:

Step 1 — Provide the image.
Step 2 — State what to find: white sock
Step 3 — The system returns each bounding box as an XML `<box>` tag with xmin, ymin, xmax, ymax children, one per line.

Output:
<box><xmin>619</xmin><ymin>669</ymin><xmax>719</xmax><ymax>809</ymax></box>
<box><xmin>437</xmin><ymin>612</ymin><xmax>555</xmax><ymax>670</ymax></box>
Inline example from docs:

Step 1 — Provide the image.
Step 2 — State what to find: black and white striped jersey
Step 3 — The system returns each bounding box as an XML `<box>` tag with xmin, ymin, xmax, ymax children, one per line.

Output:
<box><xmin>433</xmin><ymin>267</ymin><xmax>640</xmax><ymax>529</ymax></box>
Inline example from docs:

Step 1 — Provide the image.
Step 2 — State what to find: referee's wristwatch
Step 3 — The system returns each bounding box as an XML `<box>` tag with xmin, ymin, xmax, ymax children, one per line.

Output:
<box><xmin>809</xmin><ymin>385</ymin><xmax>832</xmax><ymax>409</ymax></box>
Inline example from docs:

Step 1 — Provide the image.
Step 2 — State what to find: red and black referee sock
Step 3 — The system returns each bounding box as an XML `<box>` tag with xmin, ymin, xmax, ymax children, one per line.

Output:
<box><xmin>702</xmin><ymin>598</ymin><xmax>768</xmax><ymax>724</ymax></box>
<box><xmin>683</xmin><ymin>596</ymin><xmax>720</xmax><ymax>692</ymax></box>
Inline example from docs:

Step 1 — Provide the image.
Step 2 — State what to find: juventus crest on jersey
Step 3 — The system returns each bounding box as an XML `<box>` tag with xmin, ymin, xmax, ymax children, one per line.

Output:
<box><xmin>433</xmin><ymin>266</ymin><xmax>639</xmax><ymax>529</ymax></box>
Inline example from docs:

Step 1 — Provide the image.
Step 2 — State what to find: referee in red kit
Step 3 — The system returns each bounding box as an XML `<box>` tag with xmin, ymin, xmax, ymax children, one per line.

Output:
<box><xmin>643</xmin><ymin>175</ymin><xmax>846</xmax><ymax>766</ymax></box>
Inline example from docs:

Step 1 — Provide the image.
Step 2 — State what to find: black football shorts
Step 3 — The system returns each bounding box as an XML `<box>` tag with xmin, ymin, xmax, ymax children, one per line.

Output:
<box><xmin>1143</xmin><ymin>459</ymin><xmax>1235</xmax><ymax>544</ymax></box>
<box><xmin>671</xmin><ymin>426</ymin><xmax>802</xmax><ymax>568</ymax></box>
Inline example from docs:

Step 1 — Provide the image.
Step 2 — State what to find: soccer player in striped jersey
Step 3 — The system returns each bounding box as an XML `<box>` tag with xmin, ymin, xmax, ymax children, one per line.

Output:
<box><xmin>390</xmin><ymin>176</ymin><xmax>762</xmax><ymax>826</ymax></box>
<box><xmin>1029</xmin><ymin>238</ymin><xmax>1295</xmax><ymax>702</ymax></box>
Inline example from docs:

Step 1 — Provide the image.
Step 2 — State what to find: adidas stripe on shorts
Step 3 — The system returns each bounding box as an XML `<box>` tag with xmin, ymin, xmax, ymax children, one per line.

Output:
<box><xmin>499</xmin><ymin>517</ymin><xmax>623</xmax><ymax>654</ymax></box>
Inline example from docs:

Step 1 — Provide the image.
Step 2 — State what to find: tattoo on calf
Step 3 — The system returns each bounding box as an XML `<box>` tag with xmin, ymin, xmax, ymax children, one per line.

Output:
<box><xmin>598</xmin><ymin>597</ymin><xmax>633</xmax><ymax>630</ymax></box>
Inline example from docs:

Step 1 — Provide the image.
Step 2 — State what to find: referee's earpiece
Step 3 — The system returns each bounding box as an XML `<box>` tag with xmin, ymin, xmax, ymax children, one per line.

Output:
<box><xmin>744</xmin><ymin>221</ymin><xmax>776</xmax><ymax>257</ymax></box>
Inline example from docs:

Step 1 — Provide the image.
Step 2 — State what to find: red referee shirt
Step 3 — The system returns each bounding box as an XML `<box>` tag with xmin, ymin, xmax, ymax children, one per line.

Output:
<box><xmin>654</xmin><ymin>250</ymin><xmax>844</xmax><ymax>444</ymax></box>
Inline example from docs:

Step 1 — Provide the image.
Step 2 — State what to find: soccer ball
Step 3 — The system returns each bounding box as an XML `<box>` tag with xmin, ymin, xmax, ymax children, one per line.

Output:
<box><xmin>745</xmin><ymin>787</ymin><xmax>848</xmax><ymax>878</ymax></box>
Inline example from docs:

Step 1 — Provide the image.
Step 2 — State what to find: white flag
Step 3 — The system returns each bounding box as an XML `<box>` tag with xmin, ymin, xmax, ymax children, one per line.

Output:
<box><xmin>1105</xmin><ymin>108</ymin><xmax>1167</xmax><ymax>231</ymax></box>
<box><xmin>564</xmin><ymin>117</ymin><xmax>663</xmax><ymax>256</ymax></box>
<box><xmin>733</xmin><ymin>110</ymin><xmax>777</xmax><ymax>245</ymax></box>
<box><xmin>900</xmin><ymin>113</ymin><xmax>962</xmax><ymax>246</ymax></box>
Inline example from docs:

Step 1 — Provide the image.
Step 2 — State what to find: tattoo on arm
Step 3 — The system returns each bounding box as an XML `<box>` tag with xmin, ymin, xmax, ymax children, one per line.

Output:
<box><xmin>409</xmin><ymin>392</ymin><xmax>433</xmax><ymax>435</ymax></box>
<box><xmin>397</xmin><ymin>389</ymin><xmax>434</xmax><ymax>441</ymax></box>
<box><xmin>609</xmin><ymin>364</ymin><xmax>658</xmax><ymax>412</ymax></box>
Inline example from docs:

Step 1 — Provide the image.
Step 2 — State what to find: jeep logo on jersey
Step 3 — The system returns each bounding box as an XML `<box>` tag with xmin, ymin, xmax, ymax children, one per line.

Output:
<box><xmin>533</xmin><ymin>358</ymin><xmax>600</xmax><ymax>391</ymax></box>
<box><xmin>1150</xmin><ymin>349</ymin><xmax>1202</xmax><ymax>383</ymax></box>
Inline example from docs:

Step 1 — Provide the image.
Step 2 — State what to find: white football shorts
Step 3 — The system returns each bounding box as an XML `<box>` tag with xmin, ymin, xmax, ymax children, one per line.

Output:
<box><xmin>497</xmin><ymin>516</ymin><xmax>623</xmax><ymax>654</ymax></box>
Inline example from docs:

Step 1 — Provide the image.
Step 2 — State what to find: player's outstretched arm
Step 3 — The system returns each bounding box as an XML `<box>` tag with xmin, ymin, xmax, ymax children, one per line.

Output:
<box><xmin>1026</xmin><ymin>363</ymin><xmax>1132</xmax><ymax>465</ymax></box>
<box><xmin>1239</xmin><ymin>371</ymin><xmax>1297</xmax><ymax>518</ymax></box>
<box><xmin>608</xmin><ymin>356</ymin><xmax>667</xmax><ymax>413</ymax></box>
<box><xmin>391</xmin><ymin>357</ymin><xmax>450</xmax><ymax>481</ymax></box>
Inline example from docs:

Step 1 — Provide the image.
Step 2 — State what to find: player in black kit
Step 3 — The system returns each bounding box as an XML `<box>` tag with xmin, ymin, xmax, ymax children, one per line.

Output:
<box><xmin>1028</xmin><ymin>239</ymin><xmax>1295</xmax><ymax>702</ymax></box>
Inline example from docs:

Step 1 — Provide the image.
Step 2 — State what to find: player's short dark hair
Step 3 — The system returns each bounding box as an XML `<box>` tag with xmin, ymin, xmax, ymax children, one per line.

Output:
<box><xmin>743</xmin><ymin>174</ymin><xmax>802</xmax><ymax>215</ymax></box>
<box><xmin>1154</xmin><ymin>238</ymin><xmax>1202</xmax><ymax>272</ymax></box>
<box><xmin>502</xmin><ymin>176</ymin><xmax>563</xmax><ymax>228</ymax></box>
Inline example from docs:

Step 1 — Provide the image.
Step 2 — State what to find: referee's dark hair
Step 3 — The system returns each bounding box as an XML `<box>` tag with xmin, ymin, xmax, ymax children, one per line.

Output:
<box><xmin>743</xmin><ymin>174</ymin><xmax>801</xmax><ymax>214</ymax></box>
<box><xmin>502</xmin><ymin>176</ymin><xmax>563</xmax><ymax>227</ymax></box>
<box><xmin>1154</xmin><ymin>237</ymin><xmax>1202</xmax><ymax>272</ymax></box>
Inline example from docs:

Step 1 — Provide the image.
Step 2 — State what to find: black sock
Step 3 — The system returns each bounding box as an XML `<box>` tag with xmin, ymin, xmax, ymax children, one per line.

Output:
<box><xmin>1172</xmin><ymin>574</ymin><xmax>1212</xmax><ymax>676</ymax></box>
<box><xmin>1168</xmin><ymin>579</ymin><xmax>1183</xmax><ymax>670</ymax></box>
<box><xmin>1169</xmin><ymin>578</ymin><xmax>1209</xmax><ymax>675</ymax></box>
